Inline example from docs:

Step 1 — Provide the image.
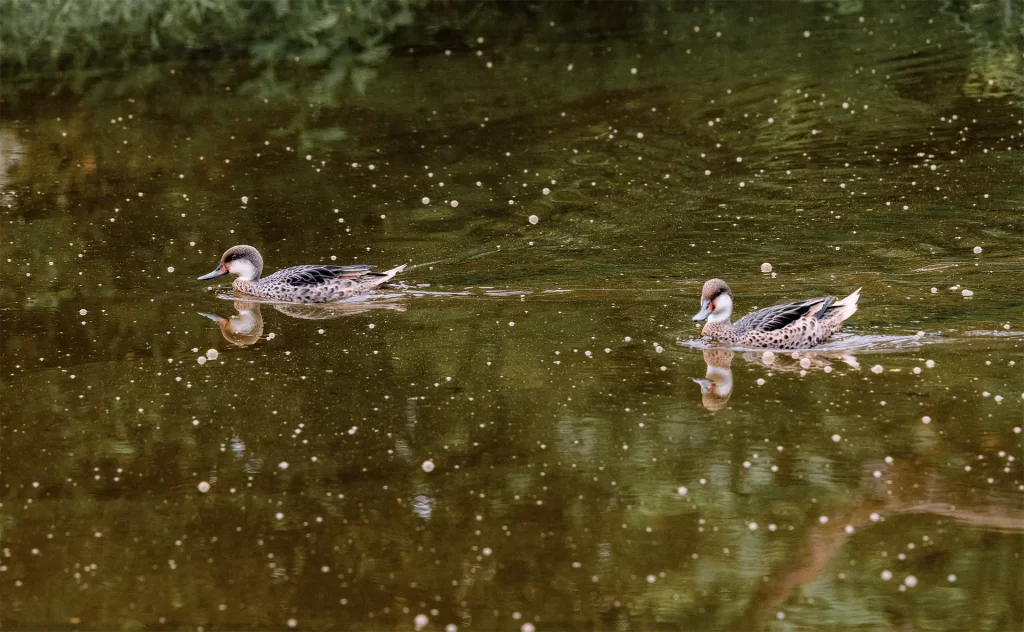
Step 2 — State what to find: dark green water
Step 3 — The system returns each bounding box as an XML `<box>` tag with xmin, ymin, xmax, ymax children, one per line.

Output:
<box><xmin>2</xmin><ymin>2</ymin><xmax>1023</xmax><ymax>630</ymax></box>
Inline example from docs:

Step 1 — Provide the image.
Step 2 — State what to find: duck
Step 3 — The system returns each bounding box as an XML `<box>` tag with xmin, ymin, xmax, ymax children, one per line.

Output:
<box><xmin>692</xmin><ymin>278</ymin><xmax>861</xmax><ymax>349</ymax></box>
<box><xmin>198</xmin><ymin>245</ymin><xmax>406</xmax><ymax>304</ymax></box>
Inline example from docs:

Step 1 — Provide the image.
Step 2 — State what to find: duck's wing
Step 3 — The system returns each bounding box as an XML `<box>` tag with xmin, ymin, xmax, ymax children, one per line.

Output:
<box><xmin>734</xmin><ymin>296</ymin><xmax>834</xmax><ymax>333</ymax></box>
<box><xmin>271</xmin><ymin>265</ymin><xmax>374</xmax><ymax>287</ymax></box>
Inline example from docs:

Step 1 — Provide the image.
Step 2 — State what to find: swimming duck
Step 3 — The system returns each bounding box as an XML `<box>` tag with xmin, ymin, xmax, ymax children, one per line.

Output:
<box><xmin>692</xmin><ymin>279</ymin><xmax>861</xmax><ymax>349</ymax></box>
<box><xmin>198</xmin><ymin>245</ymin><xmax>406</xmax><ymax>304</ymax></box>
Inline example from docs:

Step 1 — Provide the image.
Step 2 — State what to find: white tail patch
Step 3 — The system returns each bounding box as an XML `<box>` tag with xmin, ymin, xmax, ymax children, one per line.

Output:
<box><xmin>833</xmin><ymin>287</ymin><xmax>862</xmax><ymax>321</ymax></box>
<box><xmin>380</xmin><ymin>264</ymin><xmax>407</xmax><ymax>281</ymax></box>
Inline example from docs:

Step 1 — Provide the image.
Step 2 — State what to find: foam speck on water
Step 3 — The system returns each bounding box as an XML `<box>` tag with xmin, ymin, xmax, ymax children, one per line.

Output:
<box><xmin>760</xmin><ymin>262</ymin><xmax>772</xmax><ymax>273</ymax></box>
<box><xmin>422</xmin><ymin>460</ymin><xmax>435</xmax><ymax>473</ymax></box>
<box><xmin>528</xmin><ymin>215</ymin><xmax>539</xmax><ymax>225</ymax></box>
<box><xmin>197</xmin><ymin>481</ymin><xmax>211</xmax><ymax>493</ymax></box>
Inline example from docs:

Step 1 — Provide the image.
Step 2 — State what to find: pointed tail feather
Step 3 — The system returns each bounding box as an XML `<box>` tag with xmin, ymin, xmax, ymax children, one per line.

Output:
<box><xmin>376</xmin><ymin>264</ymin><xmax>407</xmax><ymax>282</ymax></box>
<box><xmin>832</xmin><ymin>287</ymin><xmax>861</xmax><ymax>322</ymax></box>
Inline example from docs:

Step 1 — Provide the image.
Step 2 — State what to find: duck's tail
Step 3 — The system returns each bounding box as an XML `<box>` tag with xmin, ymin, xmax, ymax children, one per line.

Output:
<box><xmin>832</xmin><ymin>287</ymin><xmax>862</xmax><ymax>322</ymax></box>
<box><xmin>374</xmin><ymin>264</ymin><xmax>407</xmax><ymax>283</ymax></box>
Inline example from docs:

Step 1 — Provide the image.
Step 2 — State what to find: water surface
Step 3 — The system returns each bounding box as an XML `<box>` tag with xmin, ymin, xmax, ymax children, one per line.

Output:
<box><xmin>2</xmin><ymin>2</ymin><xmax>1023</xmax><ymax>630</ymax></box>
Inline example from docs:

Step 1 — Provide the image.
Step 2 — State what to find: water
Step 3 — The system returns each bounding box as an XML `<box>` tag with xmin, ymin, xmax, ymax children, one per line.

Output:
<box><xmin>2</xmin><ymin>2</ymin><xmax>1022</xmax><ymax>630</ymax></box>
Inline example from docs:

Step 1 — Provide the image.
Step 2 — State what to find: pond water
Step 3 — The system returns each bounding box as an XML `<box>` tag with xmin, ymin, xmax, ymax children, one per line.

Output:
<box><xmin>2</xmin><ymin>2</ymin><xmax>1022</xmax><ymax>630</ymax></box>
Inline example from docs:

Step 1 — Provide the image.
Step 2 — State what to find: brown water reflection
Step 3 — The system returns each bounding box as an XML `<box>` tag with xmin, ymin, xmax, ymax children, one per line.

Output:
<box><xmin>2</xmin><ymin>0</ymin><xmax>1022</xmax><ymax>630</ymax></box>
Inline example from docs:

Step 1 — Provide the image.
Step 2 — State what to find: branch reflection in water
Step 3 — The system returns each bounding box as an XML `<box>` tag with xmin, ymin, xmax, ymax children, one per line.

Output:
<box><xmin>198</xmin><ymin>298</ymin><xmax>406</xmax><ymax>347</ymax></box>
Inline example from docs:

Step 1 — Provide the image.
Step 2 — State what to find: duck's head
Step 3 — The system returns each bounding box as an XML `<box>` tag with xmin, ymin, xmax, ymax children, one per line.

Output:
<box><xmin>692</xmin><ymin>278</ymin><xmax>733</xmax><ymax>323</ymax></box>
<box><xmin>198</xmin><ymin>245</ymin><xmax>264</xmax><ymax>282</ymax></box>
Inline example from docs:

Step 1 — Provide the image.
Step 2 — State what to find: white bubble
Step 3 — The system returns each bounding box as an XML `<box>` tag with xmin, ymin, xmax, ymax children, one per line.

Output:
<box><xmin>79</xmin><ymin>309</ymin><xmax>88</xmax><ymax>316</ymax></box>
<box><xmin>973</xmin><ymin>246</ymin><xmax>982</xmax><ymax>254</ymax></box>
<box><xmin>947</xmin><ymin>574</ymin><xmax>957</xmax><ymax>583</ymax></box>
<box><xmin>542</xmin><ymin>187</ymin><xmax>551</xmax><ymax>195</ymax></box>
<box><xmin>921</xmin><ymin>416</ymin><xmax>931</xmax><ymax>424</ymax></box>
<box><xmin>206</xmin><ymin>349</ymin><xmax>219</xmax><ymax>360</ymax></box>
<box><xmin>636</xmin><ymin>132</ymin><xmax>644</xmax><ymax>139</ymax></box>
<box><xmin>677</xmin><ymin>487</ymin><xmax>688</xmax><ymax>496</ymax></box>
<box><xmin>167</xmin><ymin>266</ymin><xmax>175</xmax><ymax>273</ymax></box>
<box><xmin>831</xmin><ymin>434</ymin><xmax>841</xmax><ymax>443</ymax></box>
<box><xmin>278</xmin><ymin>461</ymin><xmax>289</xmax><ymax>470</ymax></box>
<box><xmin>528</xmin><ymin>215</ymin><xmax>539</xmax><ymax>225</ymax></box>
<box><xmin>844</xmin><ymin>525</ymin><xmax>854</xmax><ymax>534</ymax></box>
<box><xmin>422</xmin><ymin>460</ymin><xmax>435</xmax><ymax>473</ymax></box>
<box><xmin>197</xmin><ymin>356</ymin><xmax>207</xmax><ymax>365</ymax></box>
<box><xmin>287</xmin><ymin>619</ymin><xmax>297</xmax><ymax>629</ymax></box>
<box><xmin>451</xmin><ymin>200</ymin><xmax>459</xmax><ymax>208</ymax></box>
<box><xmin>962</xmin><ymin>289</ymin><xmax>974</xmax><ymax>297</ymax></box>
<box><xmin>748</xmin><ymin>522</ymin><xmax>758</xmax><ymax>531</ymax></box>
<box><xmin>646</xmin><ymin>574</ymin><xmax>657</xmax><ymax>583</ymax></box>
<box><xmin>904</xmin><ymin>575</ymin><xmax>918</xmax><ymax>587</ymax></box>
<box><xmin>197</xmin><ymin>481</ymin><xmax>211</xmax><ymax>493</ymax></box>
<box><xmin>422</xmin><ymin>197</ymin><xmax>430</xmax><ymax>205</ymax></box>
<box><xmin>760</xmin><ymin>262</ymin><xmax>773</xmax><ymax>273</ymax></box>
<box><xmin>241</xmin><ymin>196</ymin><xmax>249</xmax><ymax>204</ymax></box>
<box><xmin>275</xmin><ymin>512</ymin><xmax>285</xmax><ymax>520</ymax></box>
<box><xmin>871</xmin><ymin>364</ymin><xmax>884</xmax><ymax>374</ymax></box>
<box><xmin>521</xmin><ymin>624</ymin><xmax>536</xmax><ymax>632</ymax></box>
<box><xmin>414</xmin><ymin>614</ymin><xmax>429</xmax><ymax>631</ymax></box>
<box><xmin>818</xmin><ymin>515</ymin><xmax>829</xmax><ymax>524</ymax></box>
<box><xmin>881</xmin><ymin>570</ymin><xmax>893</xmax><ymax>581</ymax></box>
<box><xmin>869</xmin><ymin>512</ymin><xmax>881</xmax><ymax>522</ymax></box>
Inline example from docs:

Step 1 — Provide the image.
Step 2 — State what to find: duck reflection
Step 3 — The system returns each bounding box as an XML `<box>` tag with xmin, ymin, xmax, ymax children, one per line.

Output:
<box><xmin>692</xmin><ymin>348</ymin><xmax>860</xmax><ymax>410</ymax></box>
<box><xmin>200</xmin><ymin>299</ymin><xmax>406</xmax><ymax>347</ymax></box>
<box><xmin>692</xmin><ymin>349</ymin><xmax>735</xmax><ymax>411</ymax></box>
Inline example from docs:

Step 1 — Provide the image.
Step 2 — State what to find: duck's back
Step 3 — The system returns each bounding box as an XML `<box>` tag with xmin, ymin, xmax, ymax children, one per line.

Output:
<box><xmin>732</xmin><ymin>296</ymin><xmax>843</xmax><ymax>349</ymax></box>
<box><xmin>239</xmin><ymin>265</ymin><xmax>380</xmax><ymax>303</ymax></box>
<box><xmin>733</xmin><ymin>297</ymin><xmax>832</xmax><ymax>335</ymax></box>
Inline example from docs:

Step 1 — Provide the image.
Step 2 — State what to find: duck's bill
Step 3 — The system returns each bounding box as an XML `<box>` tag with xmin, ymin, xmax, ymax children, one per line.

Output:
<box><xmin>197</xmin><ymin>264</ymin><xmax>228</xmax><ymax>281</ymax></box>
<box><xmin>198</xmin><ymin>312</ymin><xmax>227</xmax><ymax>325</ymax></box>
<box><xmin>692</xmin><ymin>300</ymin><xmax>711</xmax><ymax>322</ymax></box>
